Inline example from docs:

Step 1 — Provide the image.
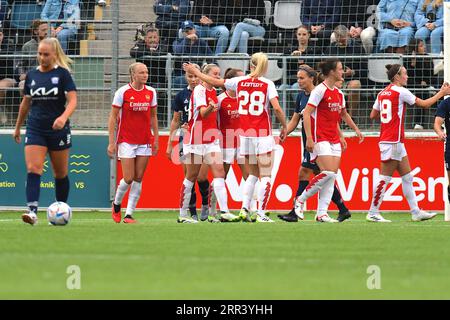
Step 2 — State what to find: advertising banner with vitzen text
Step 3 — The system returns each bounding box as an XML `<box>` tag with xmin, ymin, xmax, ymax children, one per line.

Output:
<box><xmin>117</xmin><ymin>135</ymin><xmax>446</xmax><ymax>212</ymax></box>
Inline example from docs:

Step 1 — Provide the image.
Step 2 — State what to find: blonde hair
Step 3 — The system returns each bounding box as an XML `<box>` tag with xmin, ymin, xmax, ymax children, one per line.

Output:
<box><xmin>39</xmin><ymin>38</ymin><xmax>73</xmax><ymax>72</ymax></box>
<box><xmin>249</xmin><ymin>52</ymin><xmax>268</xmax><ymax>78</ymax></box>
<box><xmin>423</xmin><ymin>0</ymin><xmax>443</xmax><ymax>10</ymax></box>
<box><xmin>129</xmin><ymin>62</ymin><xmax>147</xmax><ymax>83</ymax></box>
<box><xmin>201</xmin><ymin>63</ymin><xmax>219</xmax><ymax>75</ymax></box>
<box><xmin>186</xmin><ymin>63</ymin><xmax>201</xmax><ymax>73</ymax></box>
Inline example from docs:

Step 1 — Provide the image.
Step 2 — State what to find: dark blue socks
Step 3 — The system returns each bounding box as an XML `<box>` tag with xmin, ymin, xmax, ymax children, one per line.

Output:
<box><xmin>55</xmin><ymin>176</ymin><xmax>70</xmax><ymax>202</ymax></box>
<box><xmin>26</xmin><ymin>173</ymin><xmax>41</xmax><ymax>213</ymax></box>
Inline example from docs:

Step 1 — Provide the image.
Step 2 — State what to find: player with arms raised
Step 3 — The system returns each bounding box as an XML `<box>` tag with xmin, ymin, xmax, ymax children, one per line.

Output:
<box><xmin>184</xmin><ymin>52</ymin><xmax>287</xmax><ymax>223</ymax></box>
<box><xmin>367</xmin><ymin>64</ymin><xmax>450</xmax><ymax>222</ymax></box>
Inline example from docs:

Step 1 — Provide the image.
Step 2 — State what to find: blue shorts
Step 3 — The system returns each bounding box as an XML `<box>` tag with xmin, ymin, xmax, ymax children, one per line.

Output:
<box><xmin>25</xmin><ymin>126</ymin><xmax>72</xmax><ymax>151</ymax></box>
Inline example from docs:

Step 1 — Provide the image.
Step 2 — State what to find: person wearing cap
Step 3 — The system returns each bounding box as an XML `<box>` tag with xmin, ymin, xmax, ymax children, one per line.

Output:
<box><xmin>172</xmin><ymin>20</ymin><xmax>213</xmax><ymax>88</ymax></box>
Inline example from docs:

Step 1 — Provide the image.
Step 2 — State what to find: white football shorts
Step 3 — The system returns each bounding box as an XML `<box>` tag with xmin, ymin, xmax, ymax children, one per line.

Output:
<box><xmin>118</xmin><ymin>142</ymin><xmax>152</xmax><ymax>159</ymax></box>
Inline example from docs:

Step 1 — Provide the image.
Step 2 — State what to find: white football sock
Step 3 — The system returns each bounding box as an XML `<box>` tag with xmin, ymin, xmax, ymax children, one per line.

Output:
<box><xmin>317</xmin><ymin>174</ymin><xmax>336</xmax><ymax>216</ymax></box>
<box><xmin>258</xmin><ymin>177</ymin><xmax>272</xmax><ymax>216</ymax></box>
<box><xmin>298</xmin><ymin>171</ymin><xmax>337</xmax><ymax>203</ymax></box>
<box><xmin>369</xmin><ymin>175</ymin><xmax>392</xmax><ymax>215</ymax></box>
<box><xmin>125</xmin><ymin>181</ymin><xmax>142</xmax><ymax>216</ymax></box>
<box><xmin>213</xmin><ymin>178</ymin><xmax>228</xmax><ymax>212</ymax></box>
<box><xmin>401</xmin><ymin>173</ymin><xmax>420</xmax><ymax>215</ymax></box>
<box><xmin>114</xmin><ymin>179</ymin><xmax>130</xmax><ymax>205</ymax></box>
<box><xmin>180</xmin><ymin>179</ymin><xmax>194</xmax><ymax>217</ymax></box>
<box><xmin>242</xmin><ymin>175</ymin><xmax>258</xmax><ymax>210</ymax></box>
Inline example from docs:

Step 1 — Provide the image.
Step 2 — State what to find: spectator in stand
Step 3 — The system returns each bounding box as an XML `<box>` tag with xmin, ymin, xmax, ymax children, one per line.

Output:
<box><xmin>192</xmin><ymin>0</ymin><xmax>230</xmax><ymax>55</ymax></box>
<box><xmin>325</xmin><ymin>25</ymin><xmax>366</xmax><ymax>118</ymax></box>
<box><xmin>301</xmin><ymin>0</ymin><xmax>342</xmax><ymax>49</ymax></box>
<box><xmin>16</xmin><ymin>20</ymin><xmax>49</xmax><ymax>92</ymax></box>
<box><xmin>335</xmin><ymin>0</ymin><xmax>380</xmax><ymax>53</ymax></box>
<box><xmin>285</xmin><ymin>26</ymin><xmax>322</xmax><ymax>91</ymax></box>
<box><xmin>405</xmin><ymin>38</ymin><xmax>437</xmax><ymax>129</ymax></box>
<box><xmin>286</xmin><ymin>25</ymin><xmax>323</xmax><ymax>58</ymax></box>
<box><xmin>154</xmin><ymin>0</ymin><xmax>190</xmax><ymax>45</ymax></box>
<box><xmin>414</xmin><ymin>0</ymin><xmax>444</xmax><ymax>55</ymax></box>
<box><xmin>41</xmin><ymin>0</ymin><xmax>81</xmax><ymax>53</ymax></box>
<box><xmin>0</xmin><ymin>0</ymin><xmax>8</xmax><ymax>29</ymax></box>
<box><xmin>130</xmin><ymin>27</ymin><xmax>169</xmax><ymax>87</ymax></box>
<box><xmin>0</xmin><ymin>28</ymin><xmax>16</xmax><ymax>124</ymax></box>
<box><xmin>172</xmin><ymin>20</ymin><xmax>213</xmax><ymax>88</ymax></box>
<box><xmin>226</xmin><ymin>0</ymin><xmax>266</xmax><ymax>54</ymax></box>
<box><xmin>376</xmin><ymin>0</ymin><xmax>418</xmax><ymax>54</ymax></box>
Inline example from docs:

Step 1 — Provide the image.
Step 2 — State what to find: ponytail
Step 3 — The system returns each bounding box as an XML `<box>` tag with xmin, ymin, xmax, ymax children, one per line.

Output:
<box><xmin>249</xmin><ymin>52</ymin><xmax>268</xmax><ymax>78</ymax></box>
<box><xmin>40</xmin><ymin>38</ymin><xmax>73</xmax><ymax>72</ymax></box>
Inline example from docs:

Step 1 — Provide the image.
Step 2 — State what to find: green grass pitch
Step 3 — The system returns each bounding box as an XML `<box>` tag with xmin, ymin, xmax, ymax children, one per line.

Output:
<box><xmin>1</xmin><ymin>211</ymin><xmax>450</xmax><ymax>299</ymax></box>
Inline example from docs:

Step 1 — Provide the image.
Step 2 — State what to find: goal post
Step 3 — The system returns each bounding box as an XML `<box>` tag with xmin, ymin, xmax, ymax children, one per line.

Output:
<box><xmin>444</xmin><ymin>2</ymin><xmax>450</xmax><ymax>221</ymax></box>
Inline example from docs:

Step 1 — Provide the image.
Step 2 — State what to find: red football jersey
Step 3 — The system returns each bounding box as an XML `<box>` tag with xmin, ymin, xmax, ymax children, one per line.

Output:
<box><xmin>224</xmin><ymin>76</ymin><xmax>278</xmax><ymax>137</ymax></box>
<box><xmin>112</xmin><ymin>84</ymin><xmax>157</xmax><ymax>144</ymax></box>
<box><xmin>187</xmin><ymin>84</ymin><xmax>220</xmax><ymax>145</ymax></box>
<box><xmin>307</xmin><ymin>82</ymin><xmax>345</xmax><ymax>144</ymax></box>
<box><xmin>217</xmin><ymin>91</ymin><xmax>240</xmax><ymax>149</ymax></box>
<box><xmin>373</xmin><ymin>84</ymin><xmax>417</xmax><ymax>143</ymax></box>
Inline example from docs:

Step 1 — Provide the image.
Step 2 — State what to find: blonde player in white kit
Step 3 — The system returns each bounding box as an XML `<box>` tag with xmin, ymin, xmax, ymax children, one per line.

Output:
<box><xmin>367</xmin><ymin>64</ymin><xmax>450</xmax><ymax>222</ymax></box>
<box><xmin>183</xmin><ymin>53</ymin><xmax>287</xmax><ymax>223</ymax></box>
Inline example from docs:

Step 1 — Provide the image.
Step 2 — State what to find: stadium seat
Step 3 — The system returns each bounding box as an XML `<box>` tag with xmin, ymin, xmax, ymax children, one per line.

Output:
<box><xmin>265</xmin><ymin>53</ymin><xmax>283</xmax><ymax>82</ymax></box>
<box><xmin>367</xmin><ymin>55</ymin><xmax>403</xmax><ymax>83</ymax></box>
<box><xmin>216</xmin><ymin>53</ymin><xmax>250</xmax><ymax>77</ymax></box>
<box><xmin>10</xmin><ymin>2</ymin><xmax>43</xmax><ymax>29</ymax></box>
<box><xmin>273</xmin><ymin>0</ymin><xmax>302</xmax><ymax>30</ymax></box>
<box><xmin>263</xmin><ymin>1</ymin><xmax>272</xmax><ymax>25</ymax></box>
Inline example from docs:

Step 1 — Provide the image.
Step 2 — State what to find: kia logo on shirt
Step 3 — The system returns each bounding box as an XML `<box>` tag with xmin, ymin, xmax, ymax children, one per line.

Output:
<box><xmin>30</xmin><ymin>87</ymin><xmax>59</xmax><ymax>96</ymax></box>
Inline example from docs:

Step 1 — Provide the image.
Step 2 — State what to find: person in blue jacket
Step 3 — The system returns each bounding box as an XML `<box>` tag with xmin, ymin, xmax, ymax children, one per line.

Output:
<box><xmin>414</xmin><ymin>0</ymin><xmax>445</xmax><ymax>55</ymax></box>
<box><xmin>376</xmin><ymin>0</ymin><xmax>418</xmax><ymax>53</ymax></box>
<box><xmin>41</xmin><ymin>0</ymin><xmax>80</xmax><ymax>53</ymax></box>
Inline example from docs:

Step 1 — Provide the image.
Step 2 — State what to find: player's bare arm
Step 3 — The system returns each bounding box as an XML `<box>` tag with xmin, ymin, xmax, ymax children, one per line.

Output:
<box><xmin>151</xmin><ymin>107</ymin><xmax>159</xmax><ymax>156</ymax></box>
<box><xmin>53</xmin><ymin>90</ymin><xmax>77</xmax><ymax>130</ymax></box>
<box><xmin>416</xmin><ymin>82</ymin><xmax>450</xmax><ymax>108</ymax></box>
<box><xmin>434</xmin><ymin>117</ymin><xmax>447</xmax><ymax>141</ymax></box>
<box><xmin>183</xmin><ymin>63</ymin><xmax>225</xmax><ymax>89</ymax></box>
<box><xmin>287</xmin><ymin>112</ymin><xmax>301</xmax><ymax>135</ymax></box>
<box><xmin>166</xmin><ymin>112</ymin><xmax>181</xmax><ymax>160</ymax></box>
<box><xmin>341</xmin><ymin>109</ymin><xmax>364</xmax><ymax>143</ymax></box>
<box><xmin>13</xmin><ymin>96</ymin><xmax>32</xmax><ymax>144</ymax></box>
<box><xmin>107</xmin><ymin>106</ymin><xmax>120</xmax><ymax>158</ymax></box>
<box><xmin>270</xmin><ymin>97</ymin><xmax>287</xmax><ymax>142</ymax></box>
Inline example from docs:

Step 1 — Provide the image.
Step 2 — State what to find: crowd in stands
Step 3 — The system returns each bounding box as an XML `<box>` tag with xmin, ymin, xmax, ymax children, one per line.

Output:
<box><xmin>131</xmin><ymin>0</ymin><xmax>446</xmax><ymax>87</ymax></box>
<box><xmin>0</xmin><ymin>0</ymin><xmax>447</xmax><ymax>128</ymax></box>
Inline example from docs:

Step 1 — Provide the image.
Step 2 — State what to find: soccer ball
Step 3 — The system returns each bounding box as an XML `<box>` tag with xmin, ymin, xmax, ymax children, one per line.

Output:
<box><xmin>47</xmin><ymin>201</ymin><xmax>72</xmax><ymax>226</ymax></box>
